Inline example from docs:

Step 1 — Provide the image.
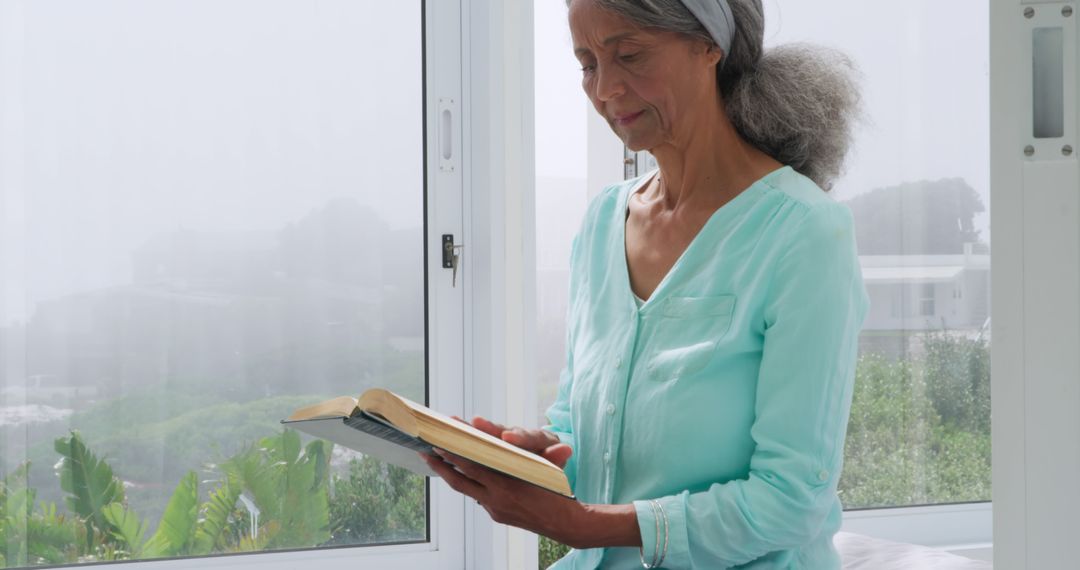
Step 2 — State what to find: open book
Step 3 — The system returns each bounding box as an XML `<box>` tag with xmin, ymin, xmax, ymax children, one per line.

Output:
<box><xmin>282</xmin><ymin>388</ymin><xmax>573</xmax><ymax>498</ymax></box>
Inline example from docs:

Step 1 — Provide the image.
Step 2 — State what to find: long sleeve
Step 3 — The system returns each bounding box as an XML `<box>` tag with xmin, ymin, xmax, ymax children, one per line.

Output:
<box><xmin>633</xmin><ymin>202</ymin><xmax>869</xmax><ymax>568</ymax></box>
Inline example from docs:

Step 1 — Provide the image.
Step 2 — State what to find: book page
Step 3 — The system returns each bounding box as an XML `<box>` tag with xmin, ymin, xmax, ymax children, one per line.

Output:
<box><xmin>396</xmin><ymin>396</ymin><xmax>559</xmax><ymax>470</ymax></box>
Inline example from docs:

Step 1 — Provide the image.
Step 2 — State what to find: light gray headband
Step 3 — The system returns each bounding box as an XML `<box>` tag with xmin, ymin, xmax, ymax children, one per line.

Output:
<box><xmin>679</xmin><ymin>0</ymin><xmax>736</xmax><ymax>56</ymax></box>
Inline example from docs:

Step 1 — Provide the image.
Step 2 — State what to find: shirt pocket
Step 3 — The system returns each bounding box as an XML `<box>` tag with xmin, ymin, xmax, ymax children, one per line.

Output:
<box><xmin>645</xmin><ymin>295</ymin><xmax>736</xmax><ymax>380</ymax></box>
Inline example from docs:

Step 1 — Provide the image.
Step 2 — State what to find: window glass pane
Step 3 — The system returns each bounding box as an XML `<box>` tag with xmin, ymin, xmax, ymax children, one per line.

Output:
<box><xmin>534</xmin><ymin>1</ymin><xmax>588</xmax><ymax>424</ymax></box>
<box><xmin>763</xmin><ymin>0</ymin><xmax>991</xmax><ymax>509</ymax></box>
<box><xmin>0</xmin><ymin>1</ymin><xmax>428</xmax><ymax>565</ymax></box>
<box><xmin>534</xmin><ymin>4</ymin><xmax>587</xmax><ymax>564</ymax></box>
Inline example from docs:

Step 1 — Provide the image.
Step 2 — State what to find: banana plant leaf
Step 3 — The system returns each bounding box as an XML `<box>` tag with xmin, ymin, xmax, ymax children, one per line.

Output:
<box><xmin>101</xmin><ymin>503</ymin><xmax>151</xmax><ymax>559</ymax></box>
<box><xmin>143</xmin><ymin>472</ymin><xmax>199</xmax><ymax>557</ymax></box>
<box><xmin>192</xmin><ymin>476</ymin><xmax>242</xmax><ymax>555</ymax></box>
<box><xmin>55</xmin><ymin>431</ymin><xmax>125</xmax><ymax>541</ymax></box>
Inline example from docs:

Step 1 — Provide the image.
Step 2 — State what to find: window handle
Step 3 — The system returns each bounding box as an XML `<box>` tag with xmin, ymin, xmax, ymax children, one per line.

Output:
<box><xmin>1023</xmin><ymin>3</ymin><xmax>1076</xmax><ymax>158</ymax></box>
<box><xmin>1033</xmin><ymin>26</ymin><xmax>1065</xmax><ymax>139</ymax></box>
<box><xmin>438</xmin><ymin>98</ymin><xmax>457</xmax><ymax>173</ymax></box>
<box><xmin>442</xmin><ymin>234</ymin><xmax>463</xmax><ymax>287</ymax></box>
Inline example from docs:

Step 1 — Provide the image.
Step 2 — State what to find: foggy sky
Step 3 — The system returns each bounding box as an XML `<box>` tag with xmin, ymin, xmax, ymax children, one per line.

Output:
<box><xmin>1</xmin><ymin>1</ymin><xmax>424</xmax><ymax>324</ymax></box>
<box><xmin>1</xmin><ymin>1</ymin><xmax>991</xmax><ymax>326</ymax></box>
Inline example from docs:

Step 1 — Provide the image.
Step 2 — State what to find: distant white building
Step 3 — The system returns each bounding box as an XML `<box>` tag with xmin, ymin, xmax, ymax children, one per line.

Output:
<box><xmin>860</xmin><ymin>244</ymin><xmax>990</xmax><ymax>332</ymax></box>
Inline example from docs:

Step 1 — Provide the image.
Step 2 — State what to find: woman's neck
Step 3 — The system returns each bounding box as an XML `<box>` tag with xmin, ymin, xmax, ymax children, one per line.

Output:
<box><xmin>645</xmin><ymin>104</ymin><xmax>781</xmax><ymax>211</ymax></box>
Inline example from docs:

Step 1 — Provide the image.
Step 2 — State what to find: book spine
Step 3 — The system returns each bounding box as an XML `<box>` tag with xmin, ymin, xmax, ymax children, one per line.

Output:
<box><xmin>344</xmin><ymin>415</ymin><xmax>435</xmax><ymax>455</ymax></box>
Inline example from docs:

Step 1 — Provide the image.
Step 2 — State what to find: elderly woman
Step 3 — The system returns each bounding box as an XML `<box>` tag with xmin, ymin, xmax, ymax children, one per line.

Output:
<box><xmin>422</xmin><ymin>0</ymin><xmax>868</xmax><ymax>568</ymax></box>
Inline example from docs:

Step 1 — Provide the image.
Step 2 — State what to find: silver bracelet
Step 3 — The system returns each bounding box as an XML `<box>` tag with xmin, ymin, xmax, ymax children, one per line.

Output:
<box><xmin>639</xmin><ymin>499</ymin><xmax>669</xmax><ymax>568</ymax></box>
<box><xmin>639</xmin><ymin>500</ymin><xmax>660</xmax><ymax>568</ymax></box>
<box><xmin>656</xmin><ymin>499</ymin><xmax>669</xmax><ymax>567</ymax></box>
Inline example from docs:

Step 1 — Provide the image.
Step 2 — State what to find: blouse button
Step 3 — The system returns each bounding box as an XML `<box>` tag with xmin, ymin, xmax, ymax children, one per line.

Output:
<box><xmin>615</xmin><ymin>357</ymin><xmax>623</xmax><ymax>369</ymax></box>
<box><xmin>603</xmin><ymin>451</ymin><xmax>611</xmax><ymax>463</ymax></box>
<box><xmin>818</xmin><ymin>470</ymin><xmax>830</xmax><ymax>482</ymax></box>
<box><xmin>606</xmin><ymin>403</ymin><xmax>616</xmax><ymax>415</ymax></box>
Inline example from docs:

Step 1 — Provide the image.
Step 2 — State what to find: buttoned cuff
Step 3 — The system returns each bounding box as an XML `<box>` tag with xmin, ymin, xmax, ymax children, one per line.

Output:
<box><xmin>633</xmin><ymin>492</ymin><xmax>690</xmax><ymax>569</ymax></box>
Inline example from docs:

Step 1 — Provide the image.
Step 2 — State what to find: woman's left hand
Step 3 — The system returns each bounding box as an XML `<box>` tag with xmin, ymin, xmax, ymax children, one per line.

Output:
<box><xmin>419</xmin><ymin>418</ymin><xmax>639</xmax><ymax>548</ymax></box>
<box><xmin>421</xmin><ymin>447</ymin><xmax>597</xmax><ymax>548</ymax></box>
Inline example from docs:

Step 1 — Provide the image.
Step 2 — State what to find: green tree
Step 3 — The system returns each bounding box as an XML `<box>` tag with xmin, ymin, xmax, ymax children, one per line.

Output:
<box><xmin>327</xmin><ymin>455</ymin><xmax>425</xmax><ymax>545</ymax></box>
<box><xmin>1</xmin><ymin>464</ymin><xmax>81</xmax><ymax>567</ymax></box>
<box><xmin>843</xmin><ymin>178</ymin><xmax>987</xmax><ymax>255</ymax></box>
<box><xmin>923</xmin><ymin>330</ymin><xmax>991</xmax><ymax>434</ymax></box>
<box><xmin>840</xmin><ymin>354</ymin><xmax>939</xmax><ymax>507</ymax></box>
<box><xmin>539</xmin><ymin>535</ymin><xmax>570</xmax><ymax>569</ymax></box>
<box><xmin>222</xmin><ymin>430</ymin><xmax>332</xmax><ymax>549</ymax></box>
<box><xmin>840</xmin><ymin>334</ymin><xmax>991</xmax><ymax>508</ymax></box>
<box><xmin>54</xmin><ymin>432</ymin><xmax>126</xmax><ymax>551</ymax></box>
<box><xmin>1</xmin><ymin>429</ymin><xmax>338</xmax><ymax>568</ymax></box>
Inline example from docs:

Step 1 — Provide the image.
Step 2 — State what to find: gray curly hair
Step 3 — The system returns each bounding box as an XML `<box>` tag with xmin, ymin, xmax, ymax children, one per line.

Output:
<box><xmin>569</xmin><ymin>0</ymin><xmax>862</xmax><ymax>191</ymax></box>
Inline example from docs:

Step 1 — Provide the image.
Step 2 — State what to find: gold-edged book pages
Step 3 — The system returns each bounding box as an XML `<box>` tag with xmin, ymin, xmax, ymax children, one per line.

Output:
<box><xmin>284</xmin><ymin>388</ymin><xmax>572</xmax><ymax>498</ymax></box>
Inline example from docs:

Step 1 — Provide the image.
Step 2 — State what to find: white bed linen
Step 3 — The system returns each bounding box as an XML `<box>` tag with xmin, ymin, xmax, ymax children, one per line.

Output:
<box><xmin>836</xmin><ymin>532</ymin><xmax>992</xmax><ymax>570</ymax></box>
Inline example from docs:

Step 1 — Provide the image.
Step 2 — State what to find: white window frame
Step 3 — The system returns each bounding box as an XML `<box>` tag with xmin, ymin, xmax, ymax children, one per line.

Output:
<box><xmin>14</xmin><ymin>1</ymin><xmax>471</xmax><ymax>568</ymax></box>
<box><xmin>461</xmin><ymin>0</ymin><xmax>541</xmax><ymax>568</ymax></box>
<box><xmin>991</xmin><ymin>1</ymin><xmax>1080</xmax><ymax>568</ymax></box>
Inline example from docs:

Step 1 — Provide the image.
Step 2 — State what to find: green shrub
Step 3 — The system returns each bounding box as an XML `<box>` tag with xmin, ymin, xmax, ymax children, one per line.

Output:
<box><xmin>923</xmin><ymin>331</ymin><xmax>991</xmax><ymax>434</ymax></box>
<box><xmin>1</xmin><ymin>429</ymin><xmax>340</xmax><ymax>567</ymax></box>
<box><xmin>539</xmin><ymin>535</ymin><xmax>570</xmax><ymax>569</ymax></box>
<box><xmin>326</xmin><ymin>455</ymin><xmax>425</xmax><ymax>545</ymax></box>
<box><xmin>840</xmin><ymin>335</ymin><xmax>991</xmax><ymax>509</ymax></box>
<box><xmin>840</xmin><ymin>353</ymin><xmax>938</xmax><ymax>507</ymax></box>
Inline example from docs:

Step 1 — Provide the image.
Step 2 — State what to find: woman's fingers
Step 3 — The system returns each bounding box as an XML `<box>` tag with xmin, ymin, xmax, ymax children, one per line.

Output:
<box><xmin>421</xmin><ymin>452</ymin><xmax>487</xmax><ymax>499</ymax></box>
<box><xmin>436</xmin><ymin>449</ymin><xmax>498</xmax><ymax>486</ymax></box>
<box><xmin>471</xmin><ymin>418</ymin><xmax>547</xmax><ymax>453</ymax></box>
<box><xmin>470</xmin><ymin>416</ymin><xmax>508</xmax><ymax>438</ymax></box>
<box><xmin>478</xmin><ymin>420</ymin><xmax>557</xmax><ymax>452</ymax></box>
<box><xmin>460</xmin><ymin>417</ymin><xmax>564</xmax><ymax>458</ymax></box>
<box><xmin>500</xmin><ymin>427</ymin><xmax>535</xmax><ymax>448</ymax></box>
<box><xmin>420</xmin><ymin>450</ymin><xmax>576</xmax><ymax>539</ymax></box>
<box><xmin>542</xmin><ymin>443</ymin><xmax>573</xmax><ymax>469</ymax></box>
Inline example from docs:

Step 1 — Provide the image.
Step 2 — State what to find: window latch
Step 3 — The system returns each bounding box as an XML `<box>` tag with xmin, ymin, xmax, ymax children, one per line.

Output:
<box><xmin>442</xmin><ymin>234</ymin><xmax>463</xmax><ymax>287</ymax></box>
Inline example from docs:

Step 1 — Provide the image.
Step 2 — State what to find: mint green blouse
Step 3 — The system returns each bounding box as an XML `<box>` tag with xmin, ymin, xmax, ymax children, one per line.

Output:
<box><xmin>545</xmin><ymin>167</ymin><xmax>869</xmax><ymax>569</ymax></box>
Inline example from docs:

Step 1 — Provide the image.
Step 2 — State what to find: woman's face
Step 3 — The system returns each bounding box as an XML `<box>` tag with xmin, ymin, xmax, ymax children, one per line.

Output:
<box><xmin>568</xmin><ymin>0</ymin><xmax>722</xmax><ymax>152</ymax></box>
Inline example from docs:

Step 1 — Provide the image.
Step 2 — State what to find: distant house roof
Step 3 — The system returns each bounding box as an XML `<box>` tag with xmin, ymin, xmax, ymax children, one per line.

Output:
<box><xmin>862</xmin><ymin>265</ymin><xmax>965</xmax><ymax>284</ymax></box>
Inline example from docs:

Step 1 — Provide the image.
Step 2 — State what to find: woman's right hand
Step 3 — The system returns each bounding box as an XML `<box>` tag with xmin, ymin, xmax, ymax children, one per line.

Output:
<box><xmin>455</xmin><ymin>416</ymin><xmax>573</xmax><ymax>469</ymax></box>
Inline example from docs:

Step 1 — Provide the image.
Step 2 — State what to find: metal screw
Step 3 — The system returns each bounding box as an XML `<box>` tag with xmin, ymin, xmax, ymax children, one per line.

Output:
<box><xmin>1064</xmin><ymin>6</ymin><xmax>1074</xmax><ymax>18</ymax></box>
<box><xmin>1064</xmin><ymin>145</ymin><xmax>1074</xmax><ymax>157</ymax></box>
<box><xmin>1025</xmin><ymin>7</ymin><xmax>1035</xmax><ymax>18</ymax></box>
<box><xmin>1024</xmin><ymin>145</ymin><xmax>1036</xmax><ymax>157</ymax></box>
